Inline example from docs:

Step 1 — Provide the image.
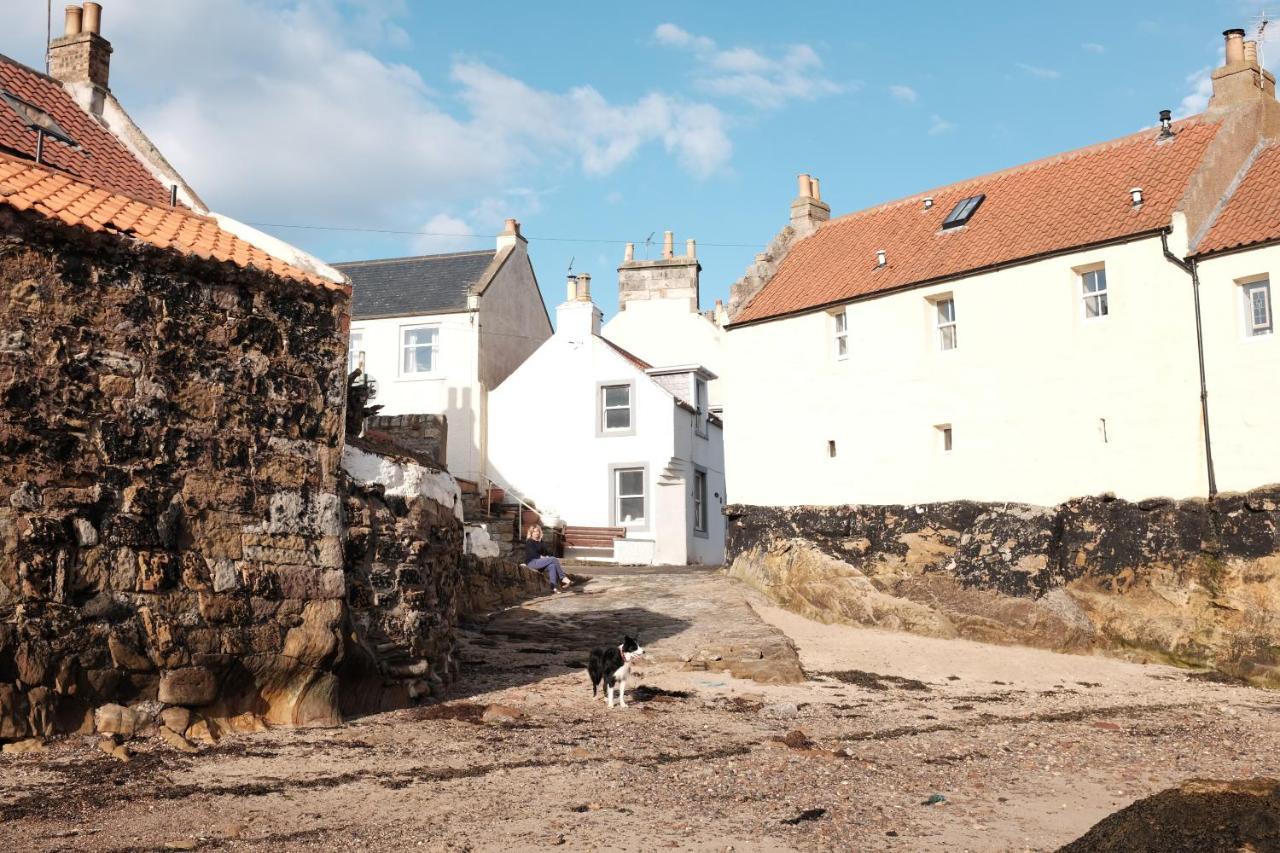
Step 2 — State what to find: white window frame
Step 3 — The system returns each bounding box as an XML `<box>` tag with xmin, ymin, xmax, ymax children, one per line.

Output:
<box><xmin>612</xmin><ymin>466</ymin><xmax>647</xmax><ymax>528</ymax></box>
<box><xmin>347</xmin><ymin>330</ymin><xmax>365</xmax><ymax>374</ymax></box>
<box><xmin>1244</xmin><ymin>279</ymin><xmax>1273</xmax><ymax>337</ymax></box>
<box><xmin>1081</xmin><ymin>266</ymin><xmax>1109</xmax><ymax>320</ymax></box>
<box><xmin>692</xmin><ymin>468</ymin><xmax>708</xmax><ymax>536</ymax></box>
<box><xmin>935</xmin><ymin>296</ymin><xmax>957</xmax><ymax>351</ymax></box>
<box><xmin>833</xmin><ymin>310</ymin><xmax>849</xmax><ymax>360</ymax></box>
<box><xmin>599</xmin><ymin>382</ymin><xmax>634</xmax><ymax>435</ymax></box>
<box><xmin>694</xmin><ymin>377</ymin><xmax>709</xmax><ymax>438</ymax></box>
<box><xmin>399</xmin><ymin>324</ymin><xmax>440</xmax><ymax>377</ymax></box>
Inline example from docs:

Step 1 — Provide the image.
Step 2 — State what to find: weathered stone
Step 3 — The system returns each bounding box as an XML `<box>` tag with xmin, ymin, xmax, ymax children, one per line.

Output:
<box><xmin>97</xmin><ymin>735</ymin><xmax>131</xmax><ymax>763</ymax></box>
<box><xmin>481</xmin><ymin>704</ymin><xmax>525</xmax><ymax>725</ymax></box>
<box><xmin>185</xmin><ymin>717</ymin><xmax>220</xmax><ymax>743</ymax></box>
<box><xmin>158</xmin><ymin>667</ymin><xmax>217</xmax><ymax>707</ymax></box>
<box><xmin>93</xmin><ymin>703</ymin><xmax>138</xmax><ymax>739</ymax></box>
<box><xmin>159</xmin><ymin>725</ymin><xmax>199</xmax><ymax>753</ymax></box>
<box><xmin>2</xmin><ymin>737</ymin><xmax>44</xmax><ymax>755</ymax></box>
<box><xmin>108</xmin><ymin>635</ymin><xmax>154</xmax><ymax>672</ymax></box>
<box><xmin>282</xmin><ymin>600</ymin><xmax>342</xmax><ymax>668</ymax></box>
<box><xmin>0</xmin><ymin>684</ymin><xmax>30</xmax><ymax>740</ymax></box>
<box><xmin>159</xmin><ymin>706</ymin><xmax>191</xmax><ymax>734</ymax></box>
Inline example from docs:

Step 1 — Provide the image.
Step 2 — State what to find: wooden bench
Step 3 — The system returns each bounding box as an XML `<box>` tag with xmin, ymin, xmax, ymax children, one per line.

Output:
<box><xmin>562</xmin><ymin>526</ymin><xmax>625</xmax><ymax>549</ymax></box>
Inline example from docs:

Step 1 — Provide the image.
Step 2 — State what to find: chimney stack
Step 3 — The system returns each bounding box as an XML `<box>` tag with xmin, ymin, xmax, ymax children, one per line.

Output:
<box><xmin>1208</xmin><ymin>26</ymin><xmax>1277</xmax><ymax>109</ymax></box>
<box><xmin>556</xmin><ymin>272</ymin><xmax>601</xmax><ymax>338</ymax></box>
<box><xmin>617</xmin><ymin>228</ymin><xmax>700</xmax><ymax>311</ymax></box>
<box><xmin>48</xmin><ymin>3</ymin><xmax>113</xmax><ymax>115</ymax></box>
<box><xmin>790</xmin><ymin>171</ymin><xmax>831</xmax><ymax>238</ymax></box>
<box><xmin>496</xmin><ymin>217</ymin><xmax>526</xmax><ymax>252</ymax></box>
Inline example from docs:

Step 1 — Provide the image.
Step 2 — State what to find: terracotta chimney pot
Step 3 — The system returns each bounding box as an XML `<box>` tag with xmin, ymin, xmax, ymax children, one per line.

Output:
<box><xmin>686</xmin><ymin>238</ymin><xmax>696</xmax><ymax>258</ymax></box>
<box><xmin>624</xmin><ymin>242</ymin><xmax>634</xmax><ymax>262</ymax></box>
<box><xmin>566</xmin><ymin>274</ymin><xmax>578</xmax><ymax>303</ymax></box>
<box><xmin>1224</xmin><ymin>28</ymin><xmax>1246</xmax><ymax>65</ymax></box>
<box><xmin>577</xmin><ymin>272</ymin><xmax>592</xmax><ymax>301</ymax></box>
<box><xmin>63</xmin><ymin>5</ymin><xmax>83</xmax><ymax>36</ymax></box>
<box><xmin>82</xmin><ymin>2</ymin><xmax>102</xmax><ymax>35</ymax></box>
<box><xmin>662</xmin><ymin>231</ymin><xmax>674</xmax><ymax>259</ymax></box>
<box><xmin>796</xmin><ymin>173</ymin><xmax>813</xmax><ymax>198</ymax></box>
<box><xmin>1244</xmin><ymin>40</ymin><xmax>1259</xmax><ymax>64</ymax></box>
<box><xmin>811</xmin><ymin>177</ymin><xmax>821</xmax><ymax>201</ymax></box>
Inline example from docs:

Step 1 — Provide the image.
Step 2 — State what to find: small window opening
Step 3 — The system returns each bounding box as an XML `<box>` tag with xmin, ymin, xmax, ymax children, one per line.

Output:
<box><xmin>941</xmin><ymin>194</ymin><xmax>985</xmax><ymax>229</ymax></box>
<box><xmin>936</xmin><ymin>424</ymin><xmax>953</xmax><ymax>452</ymax></box>
<box><xmin>1244</xmin><ymin>279</ymin><xmax>1273</xmax><ymax>337</ymax></box>
<box><xmin>833</xmin><ymin>311</ymin><xmax>848</xmax><ymax>359</ymax></box>
<box><xmin>935</xmin><ymin>297</ymin><xmax>957</xmax><ymax>350</ymax></box>
<box><xmin>1082</xmin><ymin>267</ymin><xmax>1109</xmax><ymax>319</ymax></box>
<box><xmin>0</xmin><ymin>90</ymin><xmax>77</xmax><ymax>148</ymax></box>
<box><xmin>827</xmin><ymin>440</ymin><xmax>837</xmax><ymax>458</ymax></box>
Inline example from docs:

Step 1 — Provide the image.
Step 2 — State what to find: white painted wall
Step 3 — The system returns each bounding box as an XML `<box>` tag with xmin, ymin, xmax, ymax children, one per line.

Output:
<box><xmin>724</xmin><ymin>235</ymin><xmax>1244</xmax><ymax>507</ymax></box>
<box><xmin>603</xmin><ymin>298</ymin><xmax>727</xmax><ymax>411</ymax></box>
<box><xmin>488</xmin><ymin>298</ymin><xmax>727</xmax><ymax>565</ymax></box>
<box><xmin>1195</xmin><ymin>244</ymin><xmax>1280</xmax><ymax>494</ymax></box>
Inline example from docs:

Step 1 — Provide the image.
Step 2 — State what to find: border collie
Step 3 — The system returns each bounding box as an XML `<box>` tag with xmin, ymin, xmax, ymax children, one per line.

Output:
<box><xmin>588</xmin><ymin>636</ymin><xmax>644</xmax><ymax>708</ymax></box>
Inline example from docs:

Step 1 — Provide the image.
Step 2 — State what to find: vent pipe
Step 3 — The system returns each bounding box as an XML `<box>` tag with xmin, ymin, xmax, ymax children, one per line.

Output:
<box><xmin>923</xmin><ymin>196</ymin><xmax>934</xmax><ymax>210</ymax></box>
<box><xmin>1158</xmin><ymin>109</ymin><xmax>1174</xmax><ymax>139</ymax></box>
<box><xmin>1130</xmin><ymin>187</ymin><xmax>1143</xmax><ymax>207</ymax></box>
<box><xmin>875</xmin><ymin>249</ymin><xmax>887</xmax><ymax>268</ymax></box>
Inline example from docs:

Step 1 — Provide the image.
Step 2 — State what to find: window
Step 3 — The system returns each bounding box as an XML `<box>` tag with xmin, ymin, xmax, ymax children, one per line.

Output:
<box><xmin>1082</xmin><ymin>267</ymin><xmax>1109</xmax><ymax>319</ymax></box>
<box><xmin>694</xmin><ymin>378</ymin><xmax>709</xmax><ymax>437</ymax></box>
<box><xmin>936</xmin><ymin>298</ymin><xmax>957</xmax><ymax>350</ymax></box>
<box><xmin>693</xmin><ymin>469</ymin><xmax>708</xmax><ymax>534</ymax></box>
<box><xmin>833</xmin><ymin>310</ymin><xmax>849</xmax><ymax>359</ymax></box>
<box><xmin>1245</xmin><ymin>280</ymin><xmax>1273</xmax><ymax>337</ymax></box>
<box><xmin>615</xmin><ymin>468</ymin><xmax>646</xmax><ymax>526</ymax></box>
<box><xmin>400</xmin><ymin>325</ymin><xmax>438</xmax><ymax>375</ymax></box>
<box><xmin>936</xmin><ymin>424</ymin><xmax>953</xmax><ymax>452</ymax></box>
<box><xmin>942</xmin><ymin>194</ymin><xmax>985</xmax><ymax>229</ymax></box>
<box><xmin>347</xmin><ymin>331</ymin><xmax>365</xmax><ymax>373</ymax></box>
<box><xmin>1</xmin><ymin>90</ymin><xmax>77</xmax><ymax>147</ymax></box>
<box><xmin>601</xmin><ymin>384</ymin><xmax>632</xmax><ymax>432</ymax></box>
<box><xmin>828</xmin><ymin>440</ymin><xmax>837</xmax><ymax>458</ymax></box>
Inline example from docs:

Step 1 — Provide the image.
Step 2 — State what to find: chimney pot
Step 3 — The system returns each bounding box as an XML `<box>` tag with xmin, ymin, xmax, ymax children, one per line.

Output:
<box><xmin>503</xmin><ymin>218</ymin><xmax>519</xmax><ymax>234</ymax></box>
<box><xmin>82</xmin><ymin>2</ymin><xmax>102</xmax><ymax>35</ymax></box>
<box><xmin>624</xmin><ymin>242</ymin><xmax>634</xmax><ymax>262</ymax></box>
<box><xmin>1158</xmin><ymin>109</ymin><xmax>1174</xmax><ymax>138</ymax></box>
<box><xmin>811</xmin><ymin>177</ymin><xmax>821</xmax><ymax>201</ymax></box>
<box><xmin>566</xmin><ymin>274</ymin><xmax>578</xmax><ymax>303</ymax></box>
<box><xmin>686</xmin><ymin>238</ymin><xmax>696</xmax><ymax>258</ymax></box>
<box><xmin>63</xmin><ymin>5</ymin><xmax>83</xmax><ymax>36</ymax></box>
<box><xmin>1224</xmin><ymin>28</ymin><xmax>1246</xmax><ymax>65</ymax></box>
<box><xmin>577</xmin><ymin>272</ymin><xmax>592</xmax><ymax>301</ymax></box>
<box><xmin>662</xmin><ymin>230</ymin><xmax>674</xmax><ymax>259</ymax></box>
<box><xmin>1130</xmin><ymin>187</ymin><xmax>1143</xmax><ymax>207</ymax></box>
<box><xmin>1245</xmin><ymin>40</ymin><xmax>1259</xmax><ymax>64</ymax></box>
<box><xmin>876</xmin><ymin>249</ymin><xmax>887</xmax><ymax>268</ymax></box>
<box><xmin>796</xmin><ymin>173</ymin><xmax>813</xmax><ymax>198</ymax></box>
<box><xmin>923</xmin><ymin>196</ymin><xmax>934</xmax><ymax>210</ymax></box>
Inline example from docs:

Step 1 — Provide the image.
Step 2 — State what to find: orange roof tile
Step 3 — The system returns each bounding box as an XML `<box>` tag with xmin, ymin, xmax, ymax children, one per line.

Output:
<box><xmin>0</xmin><ymin>150</ymin><xmax>344</xmax><ymax>292</ymax></box>
<box><xmin>1195</xmin><ymin>142</ymin><xmax>1280</xmax><ymax>256</ymax></box>
<box><xmin>733</xmin><ymin>119</ymin><xmax>1223</xmax><ymax>325</ymax></box>
<box><xmin>0</xmin><ymin>54</ymin><xmax>172</xmax><ymax>207</ymax></box>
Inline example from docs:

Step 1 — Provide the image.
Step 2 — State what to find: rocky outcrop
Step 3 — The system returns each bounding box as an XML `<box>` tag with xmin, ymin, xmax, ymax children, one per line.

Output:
<box><xmin>726</xmin><ymin>488</ymin><xmax>1280</xmax><ymax>686</ymax></box>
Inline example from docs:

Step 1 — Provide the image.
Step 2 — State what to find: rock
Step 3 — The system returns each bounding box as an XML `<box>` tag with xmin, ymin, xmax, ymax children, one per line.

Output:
<box><xmin>481</xmin><ymin>704</ymin><xmax>525</xmax><ymax>725</ymax></box>
<box><xmin>159</xmin><ymin>725</ymin><xmax>199</xmax><ymax>754</ymax></box>
<box><xmin>108</xmin><ymin>635</ymin><xmax>155</xmax><ymax>672</ymax></box>
<box><xmin>160</xmin><ymin>706</ymin><xmax>192</xmax><ymax>734</ymax></box>
<box><xmin>94</xmin><ymin>703</ymin><xmax>139</xmax><ymax>739</ymax></box>
<box><xmin>0</xmin><ymin>685</ymin><xmax>30</xmax><ymax>740</ymax></box>
<box><xmin>158</xmin><ymin>667</ymin><xmax>217</xmax><ymax>706</ymax></box>
<box><xmin>780</xmin><ymin>729</ymin><xmax>812</xmax><ymax>749</ymax></box>
<box><xmin>186</xmin><ymin>718</ymin><xmax>221</xmax><ymax>743</ymax></box>
<box><xmin>761</xmin><ymin>702</ymin><xmax>799</xmax><ymax>719</ymax></box>
<box><xmin>97</xmin><ymin>736</ymin><xmax>131</xmax><ymax>763</ymax></box>
<box><xmin>2</xmin><ymin>738</ymin><xmax>45</xmax><ymax>755</ymax></box>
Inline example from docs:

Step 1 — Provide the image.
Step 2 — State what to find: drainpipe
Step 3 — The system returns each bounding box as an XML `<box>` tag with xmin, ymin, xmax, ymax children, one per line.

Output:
<box><xmin>1161</xmin><ymin>230</ymin><xmax>1217</xmax><ymax>498</ymax></box>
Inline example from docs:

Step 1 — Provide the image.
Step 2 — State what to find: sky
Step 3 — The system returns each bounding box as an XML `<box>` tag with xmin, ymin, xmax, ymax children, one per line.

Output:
<box><xmin>4</xmin><ymin>1</ymin><xmax>1277</xmax><ymax>320</ymax></box>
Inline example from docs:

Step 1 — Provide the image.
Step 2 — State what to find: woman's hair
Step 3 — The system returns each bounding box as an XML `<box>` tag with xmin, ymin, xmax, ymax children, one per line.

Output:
<box><xmin>526</xmin><ymin>524</ymin><xmax>541</xmax><ymax>538</ymax></box>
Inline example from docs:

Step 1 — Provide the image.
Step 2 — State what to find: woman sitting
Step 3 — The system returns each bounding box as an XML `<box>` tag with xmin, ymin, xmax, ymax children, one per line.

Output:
<box><xmin>524</xmin><ymin>525</ymin><xmax>572</xmax><ymax>593</ymax></box>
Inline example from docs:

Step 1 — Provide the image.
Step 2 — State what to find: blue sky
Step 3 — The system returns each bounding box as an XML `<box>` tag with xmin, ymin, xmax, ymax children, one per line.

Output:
<box><xmin>5</xmin><ymin>1</ymin><xmax>1272</xmax><ymax>318</ymax></box>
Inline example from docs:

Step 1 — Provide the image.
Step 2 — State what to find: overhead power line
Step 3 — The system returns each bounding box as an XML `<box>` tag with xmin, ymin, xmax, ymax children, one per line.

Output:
<box><xmin>244</xmin><ymin>221</ymin><xmax>762</xmax><ymax>249</ymax></box>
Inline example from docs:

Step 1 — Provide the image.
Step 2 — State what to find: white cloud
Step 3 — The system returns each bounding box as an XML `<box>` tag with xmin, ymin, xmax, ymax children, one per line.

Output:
<box><xmin>653</xmin><ymin>23</ymin><xmax>842</xmax><ymax>110</ymax></box>
<box><xmin>410</xmin><ymin>214</ymin><xmax>478</xmax><ymax>255</ymax></box>
<box><xmin>888</xmin><ymin>84</ymin><xmax>918</xmax><ymax>103</ymax></box>
<box><xmin>1016</xmin><ymin>63</ymin><xmax>1062</xmax><ymax>80</ymax></box>
<box><xmin>928</xmin><ymin>114</ymin><xmax>956</xmax><ymax>135</ymax></box>
<box><xmin>1177</xmin><ymin>65</ymin><xmax>1214</xmax><ymax>117</ymax></box>
<box><xmin>5</xmin><ymin>2</ymin><xmax>732</xmax><ymax>235</ymax></box>
<box><xmin>1082</xmin><ymin>42</ymin><xmax>1105</xmax><ymax>54</ymax></box>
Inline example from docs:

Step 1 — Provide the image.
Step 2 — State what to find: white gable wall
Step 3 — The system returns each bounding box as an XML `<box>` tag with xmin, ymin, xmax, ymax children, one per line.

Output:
<box><xmin>724</xmin><ymin>236</ymin><xmax>1227</xmax><ymax>507</ymax></box>
<box><xmin>603</xmin><ymin>299</ymin><xmax>727</xmax><ymax>411</ymax></box>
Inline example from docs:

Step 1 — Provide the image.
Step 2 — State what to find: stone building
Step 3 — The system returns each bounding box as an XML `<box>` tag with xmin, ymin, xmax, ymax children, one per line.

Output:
<box><xmin>601</xmin><ymin>230</ymin><xmax>729</xmax><ymax>415</ymax></box>
<box><xmin>335</xmin><ymin>220</ymin><xmax>552</xmax><ymax>483</ymax></box>
<box><xmin>725</xmin><ymin>27</ymin><xmax>1280</xmax><ymax>508</ymax></box>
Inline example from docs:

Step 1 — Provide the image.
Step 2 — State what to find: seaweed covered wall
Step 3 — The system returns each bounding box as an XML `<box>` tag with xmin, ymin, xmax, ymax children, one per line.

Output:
<box><xmin>0</xmin><ymin>206</ymin><xmax>351</xmax><ymax>739</ymax></box>
<box><xmin>726</xmin><ymin>488</ymin><xmax>1280</xmax><ymax>686</ymax></box>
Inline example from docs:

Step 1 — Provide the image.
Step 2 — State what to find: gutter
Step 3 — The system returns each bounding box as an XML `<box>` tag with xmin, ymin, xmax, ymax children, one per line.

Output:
<box><xmin>1161</xmin><ymin>230</ymin><xmax>1218</xmax><ymax>498</ymax></box>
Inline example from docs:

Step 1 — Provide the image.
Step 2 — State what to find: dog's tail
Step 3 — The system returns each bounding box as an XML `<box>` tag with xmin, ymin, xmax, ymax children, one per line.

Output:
<box><xmin>588</xmin><ymin>660</ymin><xmax>601</xmax><ymax>696</ymax></box>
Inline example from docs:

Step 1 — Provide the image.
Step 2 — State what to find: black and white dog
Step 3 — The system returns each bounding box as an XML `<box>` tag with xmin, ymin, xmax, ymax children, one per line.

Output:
<box><xmin>588</xmin><ymin>636</ymin><xmax>644</xmax><ymax>708</ymax></box>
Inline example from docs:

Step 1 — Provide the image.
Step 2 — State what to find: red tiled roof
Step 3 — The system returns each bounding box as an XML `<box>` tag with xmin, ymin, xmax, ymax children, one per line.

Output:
<box><xmin>733</xmin><ymin>119</ymin><xmax>1223</xmax><ymax>325</ymax></box>
<box><xmin>1195</xmin><ymin>142</ymin><xmax>1280</xmax><ymax>256</ymax></box>
<box><xmin>599</xmin><ymin>335</ymin><xmax>653</xmax><ymax>370</ymax></box>
<box><xmin>0</xmin><ymin>54</ymin><xmax>172</xmax><ymax>207</ymax></box>
<box><xmin>0</xmin><ymin>151</ymin><xmax>344</xmax><ymax>291</ymax></box>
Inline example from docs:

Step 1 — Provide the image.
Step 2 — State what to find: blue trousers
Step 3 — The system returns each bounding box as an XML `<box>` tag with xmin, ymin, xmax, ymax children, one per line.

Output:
<box><xmin>528</xmin><ymin>556</ymin><xmax>565</xmax><ymax>588</ymax></box>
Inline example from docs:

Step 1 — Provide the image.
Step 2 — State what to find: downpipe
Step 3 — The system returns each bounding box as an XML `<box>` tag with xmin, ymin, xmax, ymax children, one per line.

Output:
<box><xmin>1161</xmin><ymin>231</ymin><xmax>1217</xmax><ymax>498</ymax></box>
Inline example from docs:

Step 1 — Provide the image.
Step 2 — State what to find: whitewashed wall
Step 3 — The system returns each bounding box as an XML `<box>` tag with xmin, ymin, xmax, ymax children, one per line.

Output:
<box><xmin>603</xmin><ymin>299</ymin><xmax>727</xmax><ymax>410</ymax></box>
<box><xmin>723</xmin><ymin>235</ymin><xmax>1244</xmax><ymax>507</ymax></box>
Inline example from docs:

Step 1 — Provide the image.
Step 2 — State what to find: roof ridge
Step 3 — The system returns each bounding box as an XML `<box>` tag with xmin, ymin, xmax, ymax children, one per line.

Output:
<box><xmin>827</xmin><ymin>115</ymin><xmax>1214</xmax><ymax>227</ymax></box>
<box><xmin>0</xmin><ymin>53</ymin><xmax>62</xmax><ymax>87</ymax></box>
<box><xmin>334</xmin><ymin>249</ymin><xmax>496</xmax><ymax>267</ymax></box>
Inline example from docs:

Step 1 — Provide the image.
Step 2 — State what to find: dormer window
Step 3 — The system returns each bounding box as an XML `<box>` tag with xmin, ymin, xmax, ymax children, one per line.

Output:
<box><xmin>941</xmin><ymin>194</ymin><xmax>985</xmax><ymax>229</ymax></box>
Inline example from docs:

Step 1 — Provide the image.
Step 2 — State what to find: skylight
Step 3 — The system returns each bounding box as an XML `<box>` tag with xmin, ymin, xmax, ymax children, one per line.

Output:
<box><xmin>941</xmin><ymin>194</ymin><xmax>985</xmax><ymax>229</ymax></box>
<box><xmin>0</xmin><ymin>90</ymin><xmax>77</xmax><ymax>148</ymax></box>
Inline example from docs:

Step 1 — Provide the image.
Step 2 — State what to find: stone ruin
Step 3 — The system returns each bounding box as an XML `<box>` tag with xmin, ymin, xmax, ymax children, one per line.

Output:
<box><xmin>0</xmin><ymin>203</ymin><xmax>543</xmax><ymax>748</ymax></box>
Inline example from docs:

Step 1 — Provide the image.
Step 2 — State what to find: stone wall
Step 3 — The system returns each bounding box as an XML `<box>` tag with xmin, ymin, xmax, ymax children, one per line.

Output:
<box><xmin>726</xmin><ymin>487</ymin><xmax>1280</xmax><ymax>686</ymax></box>
<box><xmin>0</xmin><ymin>206</ymin><xmax>351</xmax><ymax>740</ymax></box>
<box><xmin>361</xmin><ymin>414</ymin><xmax>448</xmax><ymax>469</ymax></box>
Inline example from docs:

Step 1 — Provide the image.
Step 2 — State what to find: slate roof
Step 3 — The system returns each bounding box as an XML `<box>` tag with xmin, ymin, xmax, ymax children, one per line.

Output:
<box><xmin>0</xmin><ymin>150</ymin><xmax>345</xmax><ymax>290</ymax></box>
<box><xmin>335</xmin><ymin>251</ymin><xmax>498</xmax><ymax>319</ymax></box>
<box><xmin>733</xmin><ymin>118</ymin><xmax>1223</xmax><ymax>325</ymax></box>
<box><xmin>0</xmin><ymin>54</ymin><xmax>173</xmax><ymax>207</ymax></box>
<box><xmin>1196</xmin><ymin>142</ymin><xmax>1280</xmax><ymax>257</ymax></box>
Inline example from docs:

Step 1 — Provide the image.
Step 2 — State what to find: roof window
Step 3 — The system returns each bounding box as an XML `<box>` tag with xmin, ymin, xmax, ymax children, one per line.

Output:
<box><xmin>941</xmin><ymin>194</ymin><xmax>985</xmax><ymax>229</ymax></box>
<box><xmin>0</xmin><ymin>90</ymin><xmax>77</xmax><ymax>148</ymax></box>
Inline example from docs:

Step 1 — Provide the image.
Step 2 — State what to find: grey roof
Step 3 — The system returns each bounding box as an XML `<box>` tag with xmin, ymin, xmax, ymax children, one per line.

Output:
<box><xmin>334</xmin><ymin>250</ymin><xmax>497</xmax><ymax>319</ymax></box>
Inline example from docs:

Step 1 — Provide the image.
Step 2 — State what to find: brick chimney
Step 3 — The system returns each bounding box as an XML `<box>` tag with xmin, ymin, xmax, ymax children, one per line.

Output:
<box><xmin>790</xmin><ymin>173</ymin><xmax>830</xmax><ymax>238</ymax></box>
<box><xmin>48</xmin><ymin>3</ymin><xmax>112</xmax><ymax>116</ymax></box>
<box><xmin>616</xmin><ymin>230</ymin><xmax>701</xmax><ymax>312</ymax></box>
<box><xmin>1209</xmin><ymin>28</ymin><xmax>1277</xmax><ymax>109</ymax></box>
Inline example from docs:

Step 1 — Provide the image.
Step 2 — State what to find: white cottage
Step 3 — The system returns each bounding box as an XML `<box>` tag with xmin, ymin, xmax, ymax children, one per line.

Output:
<box><xmin>487</xmin><ymin>274</ymin><xmax>726</xmax><ymax>565</ymax></box>
<box><xmin>335</xmin><ymin>220</ymin><xmax>552</xmax><ymax>481</ymax></box>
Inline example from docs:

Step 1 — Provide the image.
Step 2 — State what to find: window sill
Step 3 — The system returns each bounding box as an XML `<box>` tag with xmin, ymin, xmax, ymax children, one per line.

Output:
<box><xmin>598</xmin><ymin>429</ymin><xmax>637</xmax><ymax>438</ymax></box>
<box><xmin>395</xmin><ymin>374</ymin><xmax>447</xmax><ymax>382</ymax></box>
